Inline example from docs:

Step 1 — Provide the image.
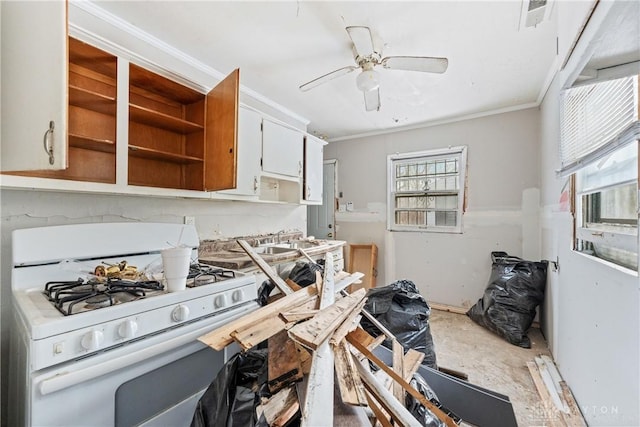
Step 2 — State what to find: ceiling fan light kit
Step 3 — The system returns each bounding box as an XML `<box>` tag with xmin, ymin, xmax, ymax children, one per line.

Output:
<box><xmin>299</xmin><ymin>25</ymin><xmax>449</xmax><ymax>112</ymax></box>
<box><xmin>356</xmin><ymin>68</ymin><xmax>380</xmax><ymax>92</ymax></box>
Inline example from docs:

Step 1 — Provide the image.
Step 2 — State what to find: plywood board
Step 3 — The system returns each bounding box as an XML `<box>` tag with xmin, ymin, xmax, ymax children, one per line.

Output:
<box><xmin>348</xmin><ymin>243</ymin><xmax>378</xmax><ymax>292</ymax></box>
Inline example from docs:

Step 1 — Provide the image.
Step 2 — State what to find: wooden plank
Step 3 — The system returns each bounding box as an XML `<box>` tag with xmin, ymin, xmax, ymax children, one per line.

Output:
<box><xmin>355</xmin><ymin>357</ymin><xmax>422</xmax><ymax>427</ymax></box>
<box><xmin>237</xmin><ymin>239</ymin><xmax>294</xmax><ymax>295</ymax></box>
<box><xmin>347</xmin><ymin>327</ymin><xmax>385</xmax><ymax>351</ymax></box>
<box><xmin>335</xmin><ymin>271</ymin><xmax>365</xmax><ymax>293</ymax></box>
<box><xmin>535</xmin><ymin>356</ymin><xmax>569</xmax><ymax>413</ymax></box>
<box><xmin>314</xmin><ymin>270</ymin><xmax>323</xmax><ymax>306</ymax></box>
<box><xmin>526</xmin><ymin>361</ymin><xmax>565</xmax><ymax>427</ymax></box>
<box><xmin>365</xmin><ymin>391</ymin><xmax>394</xmax><ymax>427</ymax></box>
<box><xmin>429</xmin><ymin>302</ymin><xmax>469</xmax><ymax>315</ymax></box>
<box><xmin>347</xmin><ymin>333</ymin><xmax>459</xmax><ymax>427</ymax></box>
<box><xmin>392</xmin><ymin>339</ymin><xmax>405</xmax><ymax>402</ymax></box>
<box><xmin>231</xmin><ymin>315</ymin><xmax>289</xmax><ymax>350</ymax></box>
<box><xmin>301</xmin><ymin>252</ymin><xmax>335</xmax><ymax>427</ymax></box>
<box><xmin>288</xmin><ymin>288</ymin><xmax>367</xmax><ymax>350</ymax></box>
<box><xmin>279</xmin><ymin>309</ymin><xmax>318</xmax><ymax>323</ymax></box>
<box><xmin>285</xmin><ymin>278</ymin><xmax>303</xmax><ymax>291</ymax></box>
<box><xmin>348</xmin><ymin>243</ymin><xmax>377</xmax><ymax>292</ymax></box>
<box><xmin>268</xmin><ymin>330</ymin><xmax>303</xmax><ymax>393</ymax></box>
<box><xmin>333</xmin><ymin>341</ymin><xmax>368</xmax><ymax>406</ymax></box>
<box><xmin>258</xmin><ymin>385</ymin><xmax>300</xmax><ymax>427</ymax></box>
<box><xmin>296</xmin><ymin>343</ymin><xmax>313</xmax><ymax>375</ymax></box>
<box><xmin>330</xmin><ymin>313</ymin><xmax>362</xmax><ymax>346</ymax></box>
<box><xmin>198</xmin><ymin>285</ymin><xmax>317</xmax><ymax>350</ymax></box>
<box><xmin>403</xmin><ymin>349</ymin><xmax>425</xmax><ymax>382</ymax></box>
<box><xmin>559</xmin><ymin>382</ymin><xmax>587</xmax><ymax>427</ymax></box>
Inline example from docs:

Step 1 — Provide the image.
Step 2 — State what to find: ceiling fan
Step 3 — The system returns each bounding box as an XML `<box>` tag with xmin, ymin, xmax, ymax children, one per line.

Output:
<box><xmin>299</xmin><ymin>26</ymin><xmax>449</xmax><ymax>112</ymax></box>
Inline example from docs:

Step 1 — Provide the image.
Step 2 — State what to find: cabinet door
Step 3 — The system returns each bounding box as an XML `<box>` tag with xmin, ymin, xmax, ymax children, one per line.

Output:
<box><xmin>304</xmin><ymin>136</ymin><xmax>324</xmax><ymax>202</ymax></box>
<box><xmin>262</xmin><ymin>120</ymin><xmax>303</xmax><ymax>178</ymax></box>
<box><xmin>204</xmin><ymin>69</ymin><xmax>239</xmax><ymax>191</ymax></box>
<box><xmin>220</xmin><ymin>107</ymin><xmax>262</xmax><ymax>196</ymax></box>
<box><xmin>1</xmin><ymin>1</ymin><xmax>67</xmax><ymax>171</ymax></box>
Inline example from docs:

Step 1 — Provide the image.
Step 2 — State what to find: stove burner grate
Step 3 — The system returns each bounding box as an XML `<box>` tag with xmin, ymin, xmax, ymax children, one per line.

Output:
<box><xmin>187</xmin><ymin>263</ymin><xmax>236</xmax><ymax>287</ymax></box>
<box><xmin>44</xmin><ymin>278</ymin><xmax>163</xmax><ymax>316</ymax></box>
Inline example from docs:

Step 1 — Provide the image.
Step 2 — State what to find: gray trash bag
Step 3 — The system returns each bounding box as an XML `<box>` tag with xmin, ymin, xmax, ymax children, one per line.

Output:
<box><xmin>360</xmin><ymin>280</ymin><xmax>437</xmax><ymax>368</ymax></box>
<box><xmin>466</xmin><ymin>252</ymin><xmax>548</xmax><ymax>348</ymax></box>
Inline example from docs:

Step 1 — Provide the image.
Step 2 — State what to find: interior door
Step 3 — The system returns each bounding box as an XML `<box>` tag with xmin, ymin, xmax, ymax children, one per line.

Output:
<box><xmin>1</xmin><ymin>1</ymin><xmax>68</xmax><ymax>171</ymax></box>
<box><xmin>308</xmin><ymin>160</ymin><xmax>336</xmax><ymax>239</ymax></box>
<box><xmin>204</xmin><ymin>69</ymin><xmax>239</xmax><ymax>191</ymax></box>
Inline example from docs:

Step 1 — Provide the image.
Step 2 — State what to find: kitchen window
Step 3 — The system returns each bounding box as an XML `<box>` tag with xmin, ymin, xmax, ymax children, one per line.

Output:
<box><xmin>560</xmin><ymin>75</ymin><xmax>639</xmax><ymax>271</ymax></box>
<box><xmin>387</xmin><ymin>146</ymin><xmax>467</xmax><ymax>233</ymax></box>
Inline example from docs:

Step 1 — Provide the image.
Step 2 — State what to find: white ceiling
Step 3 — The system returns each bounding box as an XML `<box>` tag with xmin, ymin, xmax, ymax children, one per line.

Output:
<box><xmin>94</xmin><ymin>1</ymin><xmax>561</xmax><ymax>140</ymax></box>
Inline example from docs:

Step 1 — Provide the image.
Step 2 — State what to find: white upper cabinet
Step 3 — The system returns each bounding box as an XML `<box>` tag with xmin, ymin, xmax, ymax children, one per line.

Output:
<box><xmin>219</xmin><ymin>107</ymin><xmax>262</xmax><ymax>196</ymax></box>
<box><xmin>304</xmin><ymin>136</ymin><xmax>324</xmax><ymax>203</ymax></box>
<box><xmin>261</xmin><ymin>119</ymin><xmax>303</xmax><ymax>178</ymax></box>
<box><xmin>1</xmin><ymin>1</ymin><xmax>68</xmax><ymax>171</ymax></box>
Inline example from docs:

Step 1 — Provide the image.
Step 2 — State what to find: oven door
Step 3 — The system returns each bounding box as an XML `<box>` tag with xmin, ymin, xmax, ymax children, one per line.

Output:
<box><xmin>26</xmin><ymin>303</ymin><xmax>255</xmax><ymax>427</ymax></box>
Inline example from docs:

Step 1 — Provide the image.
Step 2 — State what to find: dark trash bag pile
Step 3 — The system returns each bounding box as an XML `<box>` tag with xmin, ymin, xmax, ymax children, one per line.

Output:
<box><xmin>466</xmin><ymin>251</ymin><xmax>548</xmax><ymax>348</ymax></box>
<box><xmin>191</xmin><ymin>349</ymin><xmax>277</xmax><ymax>427</ymax></box>
<box><xmin>360</xmin><ymin>279</ymin><xmax>437</xmax><ymax>368</ymax></box>
<box><xmin>257</xmin><ymin>260</ymin><xmax>324</xmax><ymax>306</ymax></box>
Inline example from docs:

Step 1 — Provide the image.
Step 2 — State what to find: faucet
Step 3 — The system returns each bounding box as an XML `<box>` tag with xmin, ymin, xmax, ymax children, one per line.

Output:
<box><xmin>275</xmin><ymin>230</ymin><xmax>286</xmax><ymax>244</ymax></box>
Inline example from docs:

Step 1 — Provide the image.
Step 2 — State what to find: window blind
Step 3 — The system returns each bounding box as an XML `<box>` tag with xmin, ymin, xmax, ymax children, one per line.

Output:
<box><xmin>558</xmin><ymin>75</ymin><xmax>638</xmax><ymax>176</ymax></box>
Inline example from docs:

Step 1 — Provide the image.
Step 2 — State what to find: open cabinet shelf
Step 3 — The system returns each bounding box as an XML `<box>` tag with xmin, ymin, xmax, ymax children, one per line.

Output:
<box><xmin>69</xmin><ymin>85</ymin><xmax>116</xmax><ymax>116</ymax></box>
<box><xmin>128</xmin><ymin>145</ymin><xmax>204</xmax><ymax>164</ymax></box>
<box><xmin>129</xmin><ymin>104</ymin><xmax>204</xmax><ymax>134</ymax></box>
<box><xmin>69</xmin><ymin>133</ymin><xmax>115</xmax><ymax>154</ymax></box>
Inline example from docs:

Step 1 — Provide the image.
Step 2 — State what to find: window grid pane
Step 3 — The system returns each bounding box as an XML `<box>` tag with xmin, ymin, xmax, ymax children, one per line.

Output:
<box><xmin>390</xmin><ymin>149</ymin><xmax>465</xmax><ymax>232</ymax></box>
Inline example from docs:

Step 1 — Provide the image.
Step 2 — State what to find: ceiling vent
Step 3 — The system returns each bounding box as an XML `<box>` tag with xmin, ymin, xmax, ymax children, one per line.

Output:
<box><xmin>519</xmin><ymin>0</ymin><xmax>553</xmax><ymax>29</ymax></box>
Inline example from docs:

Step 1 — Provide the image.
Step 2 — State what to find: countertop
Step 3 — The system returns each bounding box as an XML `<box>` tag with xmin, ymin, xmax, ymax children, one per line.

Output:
<box><xmin>198</xmin><ymin>239</ymin><xmax>346</xmax><ymax>270</ymax></box>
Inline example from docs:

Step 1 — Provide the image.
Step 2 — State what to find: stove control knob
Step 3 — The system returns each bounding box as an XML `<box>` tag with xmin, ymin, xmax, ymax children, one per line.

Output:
<box><xmin>214</xmin><ymin>294</ymin><xmax>228</xmax><ymax>308</ymax></box>
<box><xmin>232</xmin><ymin>289</ymin><xmax>244</xmax><ymax>303</ymax></box>
<box><xmin>80</xmin><ymin>330</ymin><xmax>104</xmax><ymax>351</ymax></box>
<box><xmin>172</xmin><ymin>305</ymin><xmax>190</xmax><ymax>322</ymax></box>
<box><xmin>118</xmin><ymin>320</ymin><xmax>138</xmax><ymax>339</ymax></box>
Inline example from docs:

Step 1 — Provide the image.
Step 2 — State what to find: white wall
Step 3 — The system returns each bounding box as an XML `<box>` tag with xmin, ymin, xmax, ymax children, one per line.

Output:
<box><xmin>538</xmin><ymin>1</ymin><xmax>640</xmax><ymax>424</ymax></box>
<box><xmin>0</xmin><ymin>188</ymin><xmax>305</xmax><ymax>425</ymax></box>
<box><xmin>325</xmin><ymin>107</ymin><xmax>541</xmax><ymax>307</ymax></box>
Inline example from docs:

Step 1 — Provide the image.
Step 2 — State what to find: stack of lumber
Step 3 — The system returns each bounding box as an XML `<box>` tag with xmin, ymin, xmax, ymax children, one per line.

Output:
<box><xmin>527</xmin><ymin>355</ymin><xmax>587</xmax><ymax>427</ymax></box>
<box><xmin>198</xmin><ymin>246</ymin><xmax>461</xmax><ymax>426</ymax></box>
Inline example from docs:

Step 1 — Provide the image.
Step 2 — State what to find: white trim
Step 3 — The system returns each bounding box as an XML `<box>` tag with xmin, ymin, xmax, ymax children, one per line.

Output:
<box><xmin>328</xmin><ymin>103</ymin><xmax>538</xmax><ymax>142</ymax></box>
<box><xmin>69</xmin><ymin>1</ymin><xmax>310</xmax><ymax>126</ymax></box>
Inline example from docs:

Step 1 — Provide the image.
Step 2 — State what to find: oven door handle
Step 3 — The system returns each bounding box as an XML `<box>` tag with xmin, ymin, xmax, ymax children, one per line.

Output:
<box><xmin>39</xmin><ymin>320</ymin><xmax>220</xmax><ymax>396</ymax></box>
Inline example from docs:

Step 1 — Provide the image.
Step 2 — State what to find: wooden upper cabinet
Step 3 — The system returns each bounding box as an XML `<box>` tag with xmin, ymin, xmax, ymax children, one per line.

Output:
<box><xmin>127</xmin><ymin>66</ymin><xmax>239</xmax><ymax>192</ymax></box>
<box><xmin>204</xmin><ymin>69</ymin><xmax>240</xmax><ymax>191</ymax></box>
<box><xmin>1</xmin><ymin>1</ymin><xmax>67</xmax><ymax>171</ymax></box>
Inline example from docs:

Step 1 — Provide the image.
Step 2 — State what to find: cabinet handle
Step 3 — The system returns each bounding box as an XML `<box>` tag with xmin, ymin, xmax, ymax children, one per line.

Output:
<box><xmin>298</xmin><ymin>161</ymin><xmax>302</xmax><ymax>177</ymax></box>
<box><xmin>42</xmin><ymin>121</ymin><xmax>55</xmax><ymax>165</ymax></box>
<box><xmin>253</xmin><ymin>176</ymin><xmax>259</xmax><ymax>193</ymax></box>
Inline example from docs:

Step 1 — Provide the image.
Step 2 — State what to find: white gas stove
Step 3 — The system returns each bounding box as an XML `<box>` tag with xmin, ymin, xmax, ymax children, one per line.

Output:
<box><xmin>9</xmin><ymin>222</ymin><xmax>258</xmax><ymax>426</ymax></box>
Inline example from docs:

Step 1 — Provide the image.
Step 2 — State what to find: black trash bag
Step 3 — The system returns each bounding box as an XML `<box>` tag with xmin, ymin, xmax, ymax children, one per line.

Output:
<box><xmin>191</xmin><ymin>349</ymin><xmax>270</xmax><ymax>427</ymax></box>
<box><xmin>405</xmin><ymin>372</ymin><xmax>461</xmax><ymax>427</ymax></box>
<box><xmin>257</xmin><ymin>280</ymin><xmax>275</xmax><ymax>307</ymax></box>
<box><xmin>466</xmin><ymin>251</ymin><xmax>548</xmax><ymax>348</ymax></box>
<box><xmin>288</xmin><ymin>260</ymin><xmax>324</xmax><ymax>287</ymax></box>
<box><xmin>360</xmin><ymin>279</ymin><xmax>437</xmax><ymax>368</ymax></box>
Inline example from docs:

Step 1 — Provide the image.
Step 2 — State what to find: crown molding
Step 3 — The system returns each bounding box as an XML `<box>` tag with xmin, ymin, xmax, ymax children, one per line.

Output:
<box><xmin>69</xmin><ymin>1</ymin><xmax>310</xmax><ymax>126</ymax></box>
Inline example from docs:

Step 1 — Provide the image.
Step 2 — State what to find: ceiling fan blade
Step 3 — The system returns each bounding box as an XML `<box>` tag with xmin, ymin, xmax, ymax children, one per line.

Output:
<box><xmin>363</xmin><ymin>88</ymin><xmax>380</xmax><ymax>112</ymax></box>
<box><xmin>299</xmin><ymin>66</ymin><xmax>357</xmax><ymax>92</ymax></box>
<box><xmin>381</xmin><ymin>56</ymin><xmax>449</xmax><ymax>73</ymax></box>
<box><xmin>346</xmin><ymin>26</ymin><xmax>375</xmax><ymax>58</ymax></box>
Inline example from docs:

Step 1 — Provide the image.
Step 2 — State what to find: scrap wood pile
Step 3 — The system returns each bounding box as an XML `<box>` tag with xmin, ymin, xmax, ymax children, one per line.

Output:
<box><xmin>196</xmin><ymin>245</ymin><xmax>462</xmax><ymax>427</ymax></box>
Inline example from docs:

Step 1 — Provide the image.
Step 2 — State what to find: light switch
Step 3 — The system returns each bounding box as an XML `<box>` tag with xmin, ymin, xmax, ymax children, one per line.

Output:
<box><xmin>53</xmin><ymin>342</ymin><xmax>64</xmax><ymax>355</ymax></box>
